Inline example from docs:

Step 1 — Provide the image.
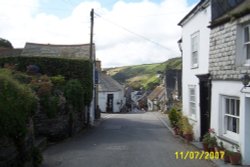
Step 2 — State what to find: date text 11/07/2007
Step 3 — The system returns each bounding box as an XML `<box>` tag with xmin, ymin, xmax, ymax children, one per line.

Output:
<box><xmin>175</xmin><ymin>151</ymin><xmax>225</xmax><ymax>160</ymax></box>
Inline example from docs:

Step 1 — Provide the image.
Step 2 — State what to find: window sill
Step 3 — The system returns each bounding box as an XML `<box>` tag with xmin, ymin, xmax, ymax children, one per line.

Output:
<box><xmin>191</xmin><ymin>65</ymin><xmax>199</xmax><ymax>69</ymax></box>
<box><xmin>217</xmin><ymin>135</ymin><xmax>239</xmax><ymax>145</ymax></box>
<box><xmin>188</xmin><ymin>115</ymin><xmax>197</xmax><ymax>122</ymax></box>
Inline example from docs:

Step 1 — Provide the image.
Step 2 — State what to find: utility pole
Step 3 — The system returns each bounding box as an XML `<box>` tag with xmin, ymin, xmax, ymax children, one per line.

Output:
<box><xmin>90</xmin><ymin>8</ymin><xmax>94</xmax><ymax>60</ymax></box>
<box><xmin>88</xmin><ymin>8</ymin><xmax>96</xmax><ymax>126</ymax></box>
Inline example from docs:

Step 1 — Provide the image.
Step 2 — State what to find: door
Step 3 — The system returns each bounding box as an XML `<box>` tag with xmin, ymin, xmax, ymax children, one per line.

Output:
<box><xmin>106</xmin><ymin>94</ymin><xmax>114</xmax><ymax>113</ymax></box>
<box><xmin>197</xmin><ymin>74</ymin><xmax>211</xmax><ymax>141</ymax></box>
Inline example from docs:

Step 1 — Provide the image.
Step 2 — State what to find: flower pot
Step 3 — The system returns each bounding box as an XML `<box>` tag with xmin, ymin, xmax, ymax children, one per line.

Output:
<box><xmin>173</xmin><ymin>127</ymin><xmax>179</xmax><ymax>135</ymax></box>
<box><xmin>224</xmin><ymin>154</ymin><xmax>230</xmax><ymax>163</ymax></box>
<box><xmin>184</xmin><ymin>133</ymin><xmax>193</xmax><ymax>143</ymax></box>
<box><xmin>229</xmin><ymin>152</ymin><xmax>241</xmax><ymax>165</ymax></box>
<box><xmin>209</xmin><ymin>147</ymin><xmax>215</xmax><ymax>153</ymax></box>
<box><xmin>202</xmin><ymin>143</ymin><xmax>209</xmax><ymax>152</ymax></box>
<box><xmin>214</xmin><ymin>147</ymin><xmax>225</xmax><ymax>159</ymax></box>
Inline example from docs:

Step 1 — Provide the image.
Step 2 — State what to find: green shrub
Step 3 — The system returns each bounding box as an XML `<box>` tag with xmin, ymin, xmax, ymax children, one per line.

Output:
<box><xmin>0</xmin><ymin>37</ymin><xmax>13</xmax><ymax>48</ymax></box>
<box><xmin>0</xmin><ymin>69</ymin><xmax>37</xmax><ymax>139</ymax></box>
<box><xmin>168</xmin><ymin>108</ymin><xmax>181</xmax><ymax>128</ymax></box>
<box><xmin>50</xmin><ymin>75</ymin><xmax>65</xmax><ymax>89</ymax></box>
<box><xmin>0</xmin><ymin>56</ymin><xmax>93</xmax><ymax>105</ymax></box>
<box><xmin>64</xmin><ymin>79</ymin><xmax>84</xmax><ymax>112</ymax></box>
<box><xmin>182</xmin><ymin>116</ymin><xmax>193</xmax><ymax>135</ymax></box>
<box><xmin>13</xmin><ymin>71</ymin><xmax>32</xmax><ymax>84</ymax></box>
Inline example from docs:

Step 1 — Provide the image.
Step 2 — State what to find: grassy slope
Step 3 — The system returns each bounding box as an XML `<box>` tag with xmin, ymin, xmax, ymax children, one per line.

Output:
<box><xmin>106</xmin><ymin>57</ymin><xmax>181</xmax><ymax>90</ymax></box>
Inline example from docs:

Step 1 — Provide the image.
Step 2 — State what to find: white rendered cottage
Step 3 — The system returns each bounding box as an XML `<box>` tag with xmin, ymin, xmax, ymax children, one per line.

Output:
<box><xmin>178</xmin><ymin>0</ymin><xmax>211</xmax><ymax>141</ymax></box>
<box><xmin>98</xmin><ymin>71</ymin><xmax>125</xmax><ymax>113</ymax></box>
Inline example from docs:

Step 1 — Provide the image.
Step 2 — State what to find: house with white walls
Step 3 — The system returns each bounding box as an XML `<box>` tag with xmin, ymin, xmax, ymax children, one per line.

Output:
<box><xmin>97</xmin><ymin>60</ymin><xmax>125</xmax><ymax>113</ymax></box>
<box><xmin>178</xmin><ymin>0</ymin><xmax>211</xmax><ymax>141</ymax></box>
<box><xmin>209</xmin><ymin>0</ymin><xmax>250</xmax><ymax>165</ymax></box>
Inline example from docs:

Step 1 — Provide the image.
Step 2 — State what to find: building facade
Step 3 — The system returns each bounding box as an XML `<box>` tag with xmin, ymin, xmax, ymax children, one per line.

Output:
<box><xmin>209</xmin><ymin>0</ymin><xmax>250</xmax><ymax>164</ymax></box>
<box><xmin>178</xmin><ymin>0</ymin><xmax>211</xmax><ymax>141</ymax></box>
<box><xmin>98</xmin><ymin>71</ymin><xmax>125</xmax><ymax>113</ymax></box>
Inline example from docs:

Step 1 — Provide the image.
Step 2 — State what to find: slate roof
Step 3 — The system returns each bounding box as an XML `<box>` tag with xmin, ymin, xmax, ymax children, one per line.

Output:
<box><xmin>21</xmin><ymin>42</ymin><xmax>95</xmax><ymax>59</ymax></box>
<box><xmin>178</xmin><ymin>0</ymin><xmax>209</xmax><ymax>26</ymax></box>
<box><xmin>0</xmin><ymin>48</ymin><xmax>23</xmax><ymax>57</ymax></box>
<box><xmin>147</xmin><ymin>85</ymin><xmax>165</xmax><ymax>101</ymax></box>
<box><xmin>98</xmin><ymin>72</ymin><xmax>124</xmax><ymax>92</ymax></box>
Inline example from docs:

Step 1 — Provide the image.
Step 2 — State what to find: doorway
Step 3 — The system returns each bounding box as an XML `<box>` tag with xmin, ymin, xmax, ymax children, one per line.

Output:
<box><xmin>196</xmin><ymin>74</ymin><xmax>211</xmax><ymax>141</ymax></box>
<box><xmin>106</xmin><ymin>94</ymin><xmax>114</xmax><ymax>113</ymax></box>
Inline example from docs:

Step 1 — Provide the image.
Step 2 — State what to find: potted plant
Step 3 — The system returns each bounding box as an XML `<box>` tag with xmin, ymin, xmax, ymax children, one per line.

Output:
<box><xmin>208</xmin><ymin>136</ymin><xmax>217</xmax><ymax>152</ymax></box>
<box><xmin>168</xmin><ymin>108</ymin><xmax>181</xmax><ymax>135</ymax></box>
<box><xmin>202</xmin><ymin>129</ymin><xmax>217</xmax><ymax>152</ymax></box>
<box><xmin>228</xmin><ymin>144</ymin><xmax>241</xmax><ymax>165</ymax></box>
<box><xmin>176</xmin><ymin>114</ymin><xmax>184</xmax><ymax>136</ymax></box>
<box><xmin>202</xmin><ymin>132</ymin><xmax>210</xmax><ymax>151</ymax></box>
<box><xmin>182</xmin><ymin>116</ymin><xmax>193</xmax><ymax>142</ymax></box>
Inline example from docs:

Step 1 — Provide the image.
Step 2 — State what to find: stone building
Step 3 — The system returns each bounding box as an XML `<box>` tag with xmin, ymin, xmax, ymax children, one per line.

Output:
<box><xmin>209</xmin><ymin>0</ymin><xmax>250</xmax><ymax>165</ymax></box>
<box><xmin>21</xmin><ymin>42</ymin><xmax>97</xmax><ymax>126</ymax></box>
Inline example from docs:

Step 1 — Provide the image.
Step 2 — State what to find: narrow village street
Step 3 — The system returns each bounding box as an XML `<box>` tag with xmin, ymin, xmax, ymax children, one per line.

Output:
<box><xmin>41</xmin><ymin>111</ymin><xmax>216</xmax><ymax>167</ymax></box>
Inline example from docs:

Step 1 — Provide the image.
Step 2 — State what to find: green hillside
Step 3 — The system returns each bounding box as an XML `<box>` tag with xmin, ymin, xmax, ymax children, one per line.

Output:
<box><xmin>106</xmin><ymin>57</ymin><xmax>181</xmax><ymax>90</ymax></box>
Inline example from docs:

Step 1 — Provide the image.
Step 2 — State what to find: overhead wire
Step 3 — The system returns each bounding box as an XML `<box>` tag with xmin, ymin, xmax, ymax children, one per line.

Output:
<box><xmin>94</xmin><ymin>12</ymin><xmax>177</xmax><ymax>54</ymax></box>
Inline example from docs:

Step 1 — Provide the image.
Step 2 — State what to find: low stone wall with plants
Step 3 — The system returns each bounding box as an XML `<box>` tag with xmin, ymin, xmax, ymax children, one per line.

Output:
<box><xmin>0</xmin><ymin>56</ymin><xmax>93</xmax><ymax>166</ymax></box>
<box><xmin>0</xmin><ymin>69</ymin><xmax>42</xmax><ymax>167</ymax></box>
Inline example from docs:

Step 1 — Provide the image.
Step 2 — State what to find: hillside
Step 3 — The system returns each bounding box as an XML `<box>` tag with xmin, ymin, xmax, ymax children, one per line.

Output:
<box><xmin>106</xmin><ymin>57</ymin><xmax>181</xmax><ymax>90</ymax></box>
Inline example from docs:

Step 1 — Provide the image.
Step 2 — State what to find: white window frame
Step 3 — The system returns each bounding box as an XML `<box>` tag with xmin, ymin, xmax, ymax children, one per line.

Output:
<box><xmin>191</xmin><ymin>31</ymin><xmax>199</xmax><ymax>68</ymax></box>
<box><xmin>189</xmin><ymin>85</ymin><xmax>196</xmax><ymax>119</ymax></box>
<box><xmin>221</xmin><ymin>96</ymin><xmax>240</xmax><ymax>141</ymax></box>
<box><xmin>244</xmin><ymin>24</ymin><xmax>250</xmax><ymax>64</ymax></box>
<box><xmin>236</xmin><ymin>22</ymin><xmax>250</xmax><ymax>66</ymax></box>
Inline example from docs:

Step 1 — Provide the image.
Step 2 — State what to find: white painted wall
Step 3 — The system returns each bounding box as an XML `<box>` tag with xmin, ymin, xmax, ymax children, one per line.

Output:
<box><xmin>147</xmin><ymin>99</ymin><xmax>154</xmax><ymax>111</ymax></box>
<box><xmin>98</xmin><ymin>91</ymin><xmax>125</xmax><ymax>113</ymax></box>
<box><xmin>181</xmin><ymin>3</ymin><xmax>211</xmax><ymax>141</ymax></box>
<box><xmin>211</xmin><ymin>80</ymin><xmax>250</xmax><ymax>165</ymax></box>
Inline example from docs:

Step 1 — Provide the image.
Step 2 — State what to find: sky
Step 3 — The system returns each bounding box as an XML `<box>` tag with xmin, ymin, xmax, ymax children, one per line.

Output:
<box><xmin>0</xmin><ymin>0</ymin><xmax>198</xmax><ymax>67</ymax></box>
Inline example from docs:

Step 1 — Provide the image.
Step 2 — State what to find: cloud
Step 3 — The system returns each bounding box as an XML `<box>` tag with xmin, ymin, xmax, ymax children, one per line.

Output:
<box><xmin>0</xmin><ymin>0</ymin><xmax>192</xmax><ymax>67</ymax></box>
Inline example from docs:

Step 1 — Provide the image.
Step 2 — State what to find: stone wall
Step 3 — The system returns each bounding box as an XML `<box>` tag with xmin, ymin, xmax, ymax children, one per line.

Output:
<box><xmin>0</xmin><ymin>120</ymin><xmax>35</xmax><ymax>167</ymax></box>
<box><xmin>209</xmin><ymin>14</ymin><xmax>250</xmax><ymax>80</ymax></box>
<box><xmin>34</xmin><ymin>105</ymin><xmax>86</xmax><ymax>142</ymax></box>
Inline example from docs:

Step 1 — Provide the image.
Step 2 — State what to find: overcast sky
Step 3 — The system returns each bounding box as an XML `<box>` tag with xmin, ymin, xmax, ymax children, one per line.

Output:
<box><xmin>0</xmin><ymin>0</ymin><xmax>198</xmax><ymax>67</ymax></box>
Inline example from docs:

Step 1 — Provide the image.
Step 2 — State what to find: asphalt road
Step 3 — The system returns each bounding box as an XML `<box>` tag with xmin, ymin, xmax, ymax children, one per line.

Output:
<box><xmin>41</xmin><ymin>111</ymin><xmax>216</xmax><ymax>167</ymax></box>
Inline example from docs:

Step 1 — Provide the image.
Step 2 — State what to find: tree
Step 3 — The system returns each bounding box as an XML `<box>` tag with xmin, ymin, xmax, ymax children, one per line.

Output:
<box><xmin>0</xmin><ymin>37</ymin><xmax>13</xmax><ymax>48</ymax></box>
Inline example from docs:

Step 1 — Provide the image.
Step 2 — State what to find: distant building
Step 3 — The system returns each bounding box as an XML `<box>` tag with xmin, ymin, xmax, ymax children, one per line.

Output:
<box><xmin>164</xmin><ymin>69</ymin><xmax>182</xmax><ymax>110</ymax></box>
<box><xmin>97</xmin><ymin>61</ymin><xmax>125</xmax><ymax>113</ymax></box>
<box><xmin>147</xmin><ymin>85</ymin><xmax>166</xmax><ymax>111</ymax></box>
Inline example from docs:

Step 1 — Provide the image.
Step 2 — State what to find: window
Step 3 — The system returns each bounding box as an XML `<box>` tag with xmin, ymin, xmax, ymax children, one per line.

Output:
<box><xmin>244</xmin><ymin>25</ymin><xmax>250</xmax><ymax>61</ymax></box>
<box><xmin>189</xmin><ymin>86</ymin><xmax>196</xmax><ymax>116</ymax></box>
<box><xmin>236</xmin><ymin>22</ymin><xmax>250</xmax><ymax>65</ymax></box>
<box><xmin>191</xmin><ymin>32</ymin><xmax>199</xmax><ymax>68</ymax></box>
<box><xmin>222</xmin><ymin>96</ymin><xmax>240</xmax><ymax>140</ymax></box>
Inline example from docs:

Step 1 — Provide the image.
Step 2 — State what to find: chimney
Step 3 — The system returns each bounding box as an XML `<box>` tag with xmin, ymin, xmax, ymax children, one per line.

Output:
<box><xmin>95</xmin><ymin>60</ymin><xmax>101</xmax><ymax>71</ymax></box>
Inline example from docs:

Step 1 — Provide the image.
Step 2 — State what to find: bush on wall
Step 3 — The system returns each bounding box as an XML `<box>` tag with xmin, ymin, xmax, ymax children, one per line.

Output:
<box><xmin>64</xmin><ymin>79</ymin><xmax>84</xmax><ymax>112</ymax></box>
<box><xmin>0</xmin><ymin>69</ymin><xmax>37</xmax><ymax>139</ymax></box>
<box><xmin>0</xmin><ymin>56</ymin><xmax>93</xmax><ymax>105</ymax></box>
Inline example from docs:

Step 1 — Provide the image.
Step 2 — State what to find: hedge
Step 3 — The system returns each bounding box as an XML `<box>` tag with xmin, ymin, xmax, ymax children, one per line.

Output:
<box><xmin>0</xmin><ymin>56</ymin><xmax>93</xmax><ymax>105</ymax></box>
<box><xmin>0</xmin><ymin>69</ymin><xmax>37</xmax><ymax>138</ymax></box>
